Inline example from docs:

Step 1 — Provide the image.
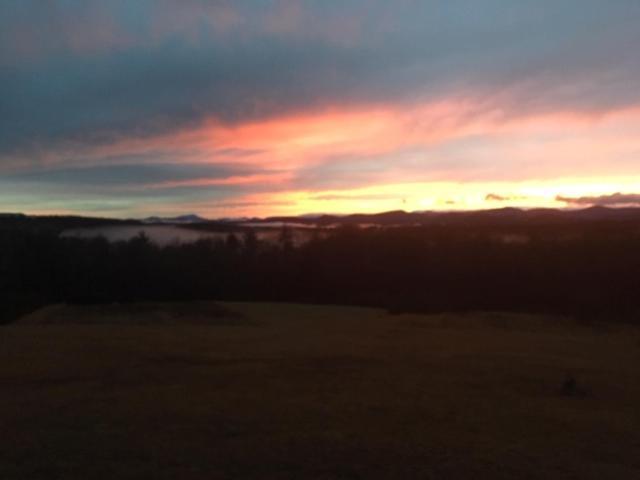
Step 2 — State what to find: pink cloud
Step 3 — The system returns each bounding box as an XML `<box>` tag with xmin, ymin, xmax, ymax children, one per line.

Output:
<box><xmin>9</xmin><ymin>96</ymin><xmax>640</xmax><ymax>204</ymax></box>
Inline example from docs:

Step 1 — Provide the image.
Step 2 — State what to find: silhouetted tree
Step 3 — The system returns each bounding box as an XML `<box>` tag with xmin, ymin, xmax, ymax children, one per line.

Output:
<box><xmin>278</xmin><ymin>226</ymin><xmax>294</xmax><ymax>254</ymax></box>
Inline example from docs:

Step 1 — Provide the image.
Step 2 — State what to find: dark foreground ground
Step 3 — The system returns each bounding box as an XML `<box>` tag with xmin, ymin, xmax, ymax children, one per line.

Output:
<box><xmin>2</xmin><ymin>302</ymin><xmax>639</xmax><ymax>479</ymax></box>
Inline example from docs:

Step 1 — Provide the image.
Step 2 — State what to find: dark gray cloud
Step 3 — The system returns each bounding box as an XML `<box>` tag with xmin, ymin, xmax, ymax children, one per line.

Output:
<box><xmin>0</xmin><ymin>160</ymin><xmax>280</xmax><ymax>216</ymax></box>
<box><xmin>2</xmin><ymin>1</ymin><xmax>640</xmax><ymax>157</ymax></box>
<box><xmin>485</xmin><ymin>193</ymin><xmax>529</xmax><ymax>202</ymax></box>
<box><xmin>0</xmin><ymin>163</ymin><xmax>255</xmax><ymax>187</ymax></box>
<box><xmin>556</xmin><ymin>193</ymin><xmax>640</xmax><ymax>207</ymax></box>
<box><xmin>486</xmin><ymin>193</ymin><xmax>509</xmax><ymax>202</ymax></box>
<box><xmin>0</xmin><ymin>162</ymin><xmax>270</xmax><ymax>217</ymax></box>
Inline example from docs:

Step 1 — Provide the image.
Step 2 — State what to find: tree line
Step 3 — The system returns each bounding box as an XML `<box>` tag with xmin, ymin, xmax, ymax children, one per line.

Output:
<box><xmin>2</xmin><ymin>220</ymin><xmax>640</xmax><ymax>324</ymax></box>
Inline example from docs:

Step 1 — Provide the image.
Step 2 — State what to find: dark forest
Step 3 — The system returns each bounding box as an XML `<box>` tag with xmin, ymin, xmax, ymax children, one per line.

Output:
<box><xmin>3</xmin><ymin>214</ymin><xmax>639</xmax><ymax>325</ymax></box>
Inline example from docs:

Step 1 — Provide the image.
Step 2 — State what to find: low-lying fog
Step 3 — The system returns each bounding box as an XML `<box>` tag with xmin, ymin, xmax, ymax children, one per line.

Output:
<box><xmin>60</xmin><ymin>225</ymin><xmax>316</xmax><ymax>247</ymax></box>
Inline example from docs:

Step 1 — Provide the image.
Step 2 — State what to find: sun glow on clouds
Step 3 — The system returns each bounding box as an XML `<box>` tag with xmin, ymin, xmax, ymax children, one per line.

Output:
<box><xmin>237</xmin><ymin>177</ymin><xmax>640</xmax><ymax>218</ymax></box>
<box><xmin>103</xmin><ymin>101</ymin><xmax>640</xmax><ymax>217</ymax></box>
<box><xmin>194</xmin><ymin>102</ymin><xmax>640</xmax><ymax>166</ymax></box>
<box><xmin>198</xmin><ymin>99</ymin><xmax>546</xmax><ymax>172</ymax></box>
<box><xmin>5</xmin><ymin>100</ymin><xmax>640</xmax><ymax>218</ymax></box>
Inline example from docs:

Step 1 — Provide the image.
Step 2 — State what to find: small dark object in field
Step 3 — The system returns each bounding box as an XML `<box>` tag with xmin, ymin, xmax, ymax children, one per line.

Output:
<box><xmin>560</xmin><ymin>374</ymin><xmax>588</xmax><ymax>397</ymax></box>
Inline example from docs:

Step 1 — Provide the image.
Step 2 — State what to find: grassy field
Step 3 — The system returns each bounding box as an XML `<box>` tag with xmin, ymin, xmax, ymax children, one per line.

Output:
<box><xmin>2</xmin><ymin>302</ymin><xmax>640</xmax><ymax>479</ymax></box>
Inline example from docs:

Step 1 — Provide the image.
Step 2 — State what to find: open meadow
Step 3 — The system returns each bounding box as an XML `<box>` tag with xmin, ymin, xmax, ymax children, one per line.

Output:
<box><xmin>2</xmin><ymin>302</ymin><xmax>640</xmax><ymax>479</ymax></box>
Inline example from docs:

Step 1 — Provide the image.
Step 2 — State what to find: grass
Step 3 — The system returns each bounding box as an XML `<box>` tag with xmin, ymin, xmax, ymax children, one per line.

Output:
<box><xmin>2</xmin><ymin>302</ymin><xmax>640</xmax><ymax>479</ymax></box>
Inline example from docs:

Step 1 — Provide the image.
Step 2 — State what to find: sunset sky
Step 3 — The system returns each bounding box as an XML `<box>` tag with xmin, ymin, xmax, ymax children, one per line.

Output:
<box><xmin>2</xmin><ymin>1</ymin><xmax>640</xmax><ymax>218</ymax></box>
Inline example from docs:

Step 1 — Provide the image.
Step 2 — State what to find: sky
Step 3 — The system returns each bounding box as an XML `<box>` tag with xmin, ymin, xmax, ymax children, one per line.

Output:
<box><xmin>1</xmin><ymin>0</ymin><xmax>640</xmax><ymax>218</ymax></box>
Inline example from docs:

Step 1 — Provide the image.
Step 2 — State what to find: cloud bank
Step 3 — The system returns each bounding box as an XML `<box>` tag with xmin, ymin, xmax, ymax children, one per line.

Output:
<box><xmin>1</xmin><ymin>1</ymin><xmax>640</xmax><ymax>216</ymax></box>
<box><xmin>557</xmin><ymin>193</ymin><xmax>640</xmax><ymax>207</ymax></box>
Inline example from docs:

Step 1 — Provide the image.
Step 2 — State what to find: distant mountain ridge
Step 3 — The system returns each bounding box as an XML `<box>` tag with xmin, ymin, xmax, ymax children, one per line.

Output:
<box><xmin>142</xmin><ymin>214</ymin><xmax>209</xmax><ymax>224</ymax></box>
<box><xmin>5</xmin><ymin>207</ymin><xmax>640</xmax><ymax>229</ymax></box>
<box><xmin>256</xmin><ymin>206</ymin><xmax>640</xmax><ymax>227</ymax></box>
